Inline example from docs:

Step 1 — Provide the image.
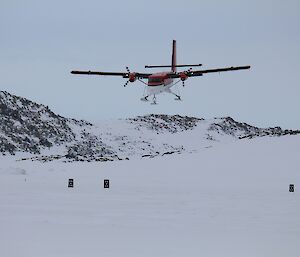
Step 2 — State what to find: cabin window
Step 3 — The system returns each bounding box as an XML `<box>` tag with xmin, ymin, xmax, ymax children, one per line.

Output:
<box><xmin>149</xmin><ymin>77</ymin><xmax>162</xmax><ymax>83</ymax></box>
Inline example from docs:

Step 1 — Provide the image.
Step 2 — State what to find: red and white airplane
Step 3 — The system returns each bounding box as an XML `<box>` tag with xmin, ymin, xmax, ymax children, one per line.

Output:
<box><xmin>71</xmin><ymin>40</ymin><xmax>250</xmax><ymax>104</ymax></box>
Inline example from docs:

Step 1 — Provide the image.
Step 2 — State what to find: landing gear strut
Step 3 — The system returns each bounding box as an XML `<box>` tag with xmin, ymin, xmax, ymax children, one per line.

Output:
<box><xmin>174</xmin><ymin>94</ymin><xmax>181</xmax><ymax>101</ymax></box>
<box><xmin>151</xmin><ymin>95</ymin><xmax>157</xmax><ymax>105</ymax></box>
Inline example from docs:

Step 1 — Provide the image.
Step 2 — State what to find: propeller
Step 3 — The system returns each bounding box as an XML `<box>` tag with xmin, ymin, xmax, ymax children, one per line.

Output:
<box><xmin>123</xmin><ymin>66</ymin><xmax>131</xmax><ymax>87</ymax></box>
<box><xmin>181</xmin><ymin>68</ymin><xmax>192</xmax><ymax>87</ymax></box>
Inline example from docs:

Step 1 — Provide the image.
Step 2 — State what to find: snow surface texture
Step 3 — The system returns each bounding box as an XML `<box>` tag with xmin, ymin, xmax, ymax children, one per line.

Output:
<box><xmin>0</xmin><ymin>135</ymin><xmax>299</xmax><ymax>257</ymax></box>
<box><xmin>1</xmin><ymin>91</ymin><xmax>299</xmax><ymax>162</ymax></box>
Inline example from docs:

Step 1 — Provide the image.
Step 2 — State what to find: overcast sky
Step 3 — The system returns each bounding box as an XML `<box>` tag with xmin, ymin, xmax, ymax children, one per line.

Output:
<box><xmin>1</xmin><ymin>0</ymin><xmax>299</xmax><ymax>129</ymax></box>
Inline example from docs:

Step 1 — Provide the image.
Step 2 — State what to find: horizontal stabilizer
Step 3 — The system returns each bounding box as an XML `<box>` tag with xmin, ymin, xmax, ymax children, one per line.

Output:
<box><xmin>145</xmin><ymin>64</ymin><xmax>202</xmax><ymax>68</ymax></box>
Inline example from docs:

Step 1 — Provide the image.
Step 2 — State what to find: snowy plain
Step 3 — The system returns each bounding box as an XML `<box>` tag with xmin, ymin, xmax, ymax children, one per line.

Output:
<box><xmin>0</xmin><ymin>135</ymin><xmax>300</xmax><ymax>257</ymax></box>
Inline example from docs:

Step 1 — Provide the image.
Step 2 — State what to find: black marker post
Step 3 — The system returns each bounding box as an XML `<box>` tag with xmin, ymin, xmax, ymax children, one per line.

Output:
<box><xmin>104</xmin><ymin>179</ymin><xmax>109</xmax><ymax>189</ymax></box>
<box><xmin>68</xmin><ymin>179</ymin><xmax>74</xmax><ymax>188</ymax></box>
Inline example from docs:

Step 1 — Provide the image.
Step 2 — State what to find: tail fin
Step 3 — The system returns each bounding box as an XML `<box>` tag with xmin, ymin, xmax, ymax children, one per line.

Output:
<box><xmin>171</xmin><ymin>40</ymin><xmax>176</xmax><ymax>72</ymax></box>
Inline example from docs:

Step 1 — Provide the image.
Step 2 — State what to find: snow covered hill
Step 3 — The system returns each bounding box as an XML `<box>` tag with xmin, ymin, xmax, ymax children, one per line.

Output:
<box><xmin>1</xmin><ymin>90</ymin><xmax>299</xmax><ymax>162</ymax></box>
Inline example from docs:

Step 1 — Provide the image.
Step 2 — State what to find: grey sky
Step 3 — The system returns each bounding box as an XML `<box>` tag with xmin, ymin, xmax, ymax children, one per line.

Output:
<box><xmin>1</xmin><ymin>0</ymin><xmax>299</xmax><ymax>129</ymax></box>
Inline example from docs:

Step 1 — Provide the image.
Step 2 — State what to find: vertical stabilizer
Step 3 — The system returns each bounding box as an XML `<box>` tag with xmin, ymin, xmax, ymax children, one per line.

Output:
<box><xmin>171</xmin><ymin>40</ymin><xmax>177</xmax><ymax>72</ymax></box>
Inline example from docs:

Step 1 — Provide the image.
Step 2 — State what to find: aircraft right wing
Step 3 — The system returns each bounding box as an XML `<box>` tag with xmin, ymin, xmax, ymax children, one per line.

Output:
<box><xmin>168</xmin><ymin>65</ymin><xmax>251</xmax><ymax>78</ymax></box>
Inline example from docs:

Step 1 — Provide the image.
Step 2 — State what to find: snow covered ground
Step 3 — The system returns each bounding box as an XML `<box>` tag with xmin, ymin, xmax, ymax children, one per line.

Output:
<box><xmin>0</xmin><ymin>135</ymin><xmax>300</xmax><ymax>257</ymax></box>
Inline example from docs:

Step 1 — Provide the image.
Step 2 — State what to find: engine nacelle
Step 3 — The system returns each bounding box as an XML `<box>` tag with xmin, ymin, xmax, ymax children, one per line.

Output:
<box><xmin>129</xmin><ymin>73</ymin><xmax>137</xmax><ymax>82</ymax></box>
<box><xmin>179</xmin><ymin>72</ymin><xmax>188</xmax><ymax>81</ymax></box>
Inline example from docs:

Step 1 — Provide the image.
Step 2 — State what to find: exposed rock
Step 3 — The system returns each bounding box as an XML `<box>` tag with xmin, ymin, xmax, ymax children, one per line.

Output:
<box><xmin>128</xmin><ymin>114</ymin><xmax>203</xmax><ymax>134</ymax></box>
<box><xmin>208</xmin><ymin>117</ymin><xmax>300</xmax><ymax>138</ymax></box>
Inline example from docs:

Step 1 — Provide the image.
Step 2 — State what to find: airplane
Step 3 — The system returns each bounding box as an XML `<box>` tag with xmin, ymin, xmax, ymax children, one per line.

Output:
<box><xmin>71</xmin><ymin>40</ymin><xmax>250</xmax><ymax>104</ymax></box>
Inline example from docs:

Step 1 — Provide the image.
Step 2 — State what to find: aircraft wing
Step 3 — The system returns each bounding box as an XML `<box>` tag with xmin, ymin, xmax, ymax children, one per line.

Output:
<box><xmin>168</xmin><ymin>65</ymin><xmax>250</xmax><ymax>78</ymax></box>
<box><xmin>71</xmin><ymin>70</ymin><xmax>152</xmax><ymax>79</ymax></box>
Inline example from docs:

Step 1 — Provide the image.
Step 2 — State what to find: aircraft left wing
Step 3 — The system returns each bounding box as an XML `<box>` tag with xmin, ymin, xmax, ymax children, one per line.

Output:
<box><xmin>168</xmin><ymin>65</ymin><xmax>250</xmax><ymax>78</ymax></box>
<box><xmin>71</xmin><ymin>70</ymin><xmax>152</xmax><ymax>79</ymax></box>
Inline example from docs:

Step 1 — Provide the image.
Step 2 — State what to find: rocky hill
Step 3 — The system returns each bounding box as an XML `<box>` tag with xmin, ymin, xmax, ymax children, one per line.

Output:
<box><xmin>0</xmin><ymin>91</ymin><xmax>299</xmax><ymax>162</ymax></box>
<box><xmin>0</xmin><ymin>91</ymin><xmax>115</xmax><ymax>161</ymax></box>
